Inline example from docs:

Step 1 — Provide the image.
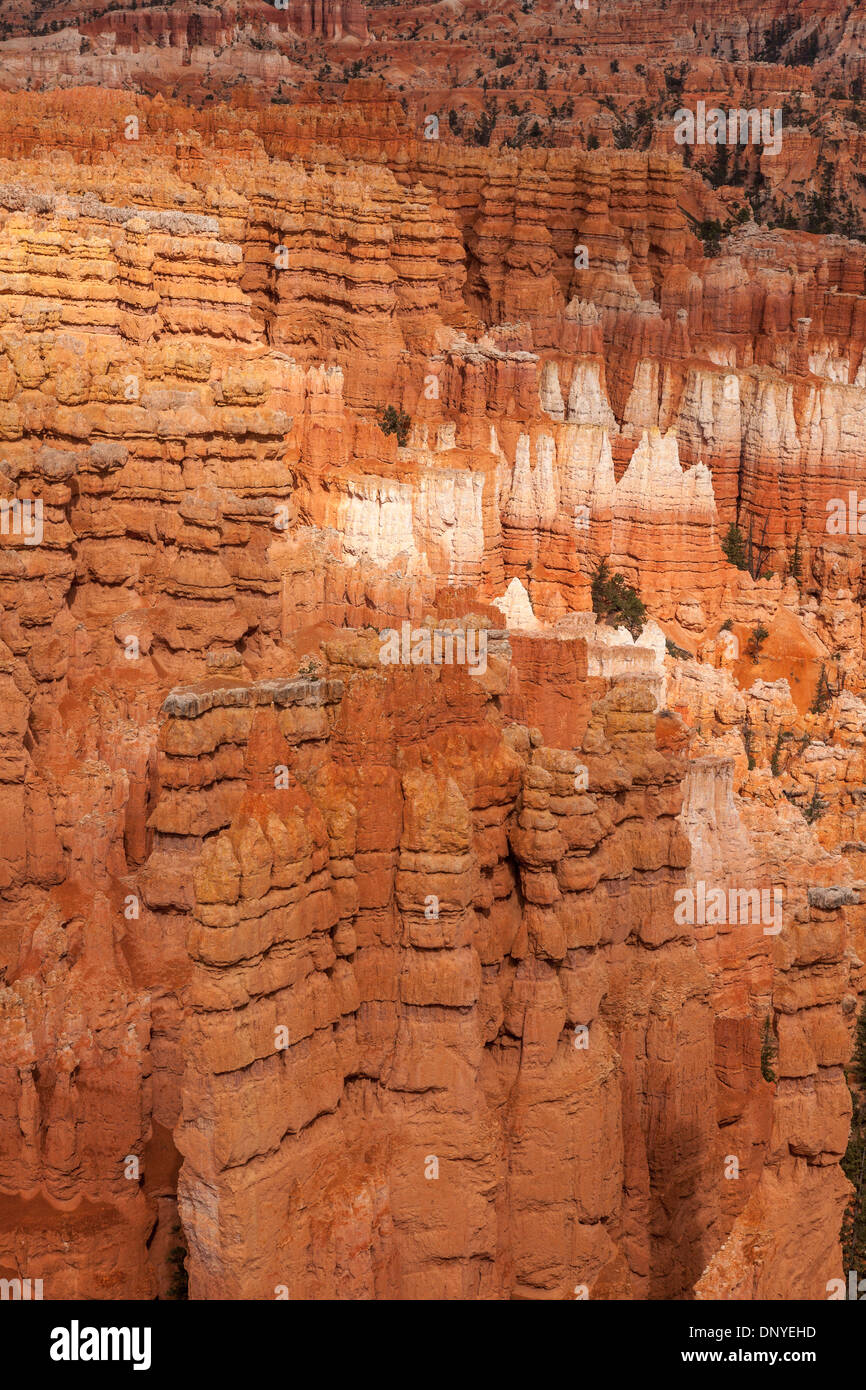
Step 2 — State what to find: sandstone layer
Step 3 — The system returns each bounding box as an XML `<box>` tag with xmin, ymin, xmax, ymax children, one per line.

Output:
<box><xmin>0</xmin><ymin>16</ymin><xmax>864</xmax><ymax>1302</ymax></box>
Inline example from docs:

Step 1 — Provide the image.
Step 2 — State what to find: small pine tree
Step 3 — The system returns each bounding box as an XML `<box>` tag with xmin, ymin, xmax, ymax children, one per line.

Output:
<box><xmin>377</xmin><ymin>405</ymin><xmax>411</xmax><ymax>447</ymax></box>
<box><xmin>841</xmin><ymin>1125</ymin><xmax>866</xmax><ymax>1274</ymax></box>
<box><xmin>748</xmin><ymin>624</ymin><xmax>769</xmax><ymax>662</ymax></box>
<box><xmin>741</xmin><ymin>716</ymin><xmax>755</xmax><ymax>770</ymax></box>
<box><xmin>722</xmin><ymin>522</ymin><xmax>748</xmax><ymax>570</ymax></box>
<box><xmin>590</xmin><ymin>557</ymin><xmax>610</xmax><ymax>610</ymax></box>
<box><xmin>665</xmin><ymin>637</ymin><xmax>691</xmax><ymax>660</ymax></box>
<box><xmin>590</xmin><ymin>558</ymin><xmax>647</xmax><ymax>638</ymax></box>
<box><xmin>852</xmin><ymin>1002</ymin><xmax>866</xmax><ymax>1090</ymax></box>
<box><xmin>841</xmin><ymin>1004</ymin><xmax>866</xmax><ymax>1273</ymax></box>
<box><xmin>811</xmin><ymin>664</ymin><xmax>832</xmax><ymax>714</ymax></box>
<box><xmin>801</xmin><ymin>778</ymin><xmax>828</xmax><ymax>825</ymax></box>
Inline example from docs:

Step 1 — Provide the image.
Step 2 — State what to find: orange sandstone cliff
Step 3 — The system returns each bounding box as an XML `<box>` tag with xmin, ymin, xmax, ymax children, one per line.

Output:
<box><xmin>0</xmin><ymin>4</ymin><xmax>864</xmax><ymax>1301</ymax></box>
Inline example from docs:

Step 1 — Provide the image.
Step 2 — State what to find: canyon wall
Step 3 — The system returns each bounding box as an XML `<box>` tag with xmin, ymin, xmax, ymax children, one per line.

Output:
<box><xmin>0</xmin><ymin>74</ymin><xmax>863</xmax><ymax>1300</ymax></box>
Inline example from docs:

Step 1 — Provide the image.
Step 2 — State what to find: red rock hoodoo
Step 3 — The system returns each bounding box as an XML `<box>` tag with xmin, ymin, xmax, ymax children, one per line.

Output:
<box><xmin>0</xmin><ymin>0</ymin><xmax>865</xmax><ymax>1305</ymax></box>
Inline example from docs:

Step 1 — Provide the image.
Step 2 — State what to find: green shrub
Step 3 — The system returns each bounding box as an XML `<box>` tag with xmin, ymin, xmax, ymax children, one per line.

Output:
<box><xmin>722</xmin><ymin>523</ymin><xmax>748</xmax><ymax>570</ymax></box>
<box><xmin>591</xmin><ymin>558</ymin><xmax>647</xmax><ymax>638</ymax></box>
<box><xmin>665</xmin><ymin>637</ymin><xmax>691</xmax><ymax>660</ymax></box>
<box><xmin>698</xmin><ymin>218</ymin><xmax>724</xmax><ymax>256</ymax></box>
<box><xmin>841</xmin><ymin>1004</ymin><xmax>866</xmax><ymax>1273</ymax></box>
<box><xmin>853</xmin><ymin>1003</ymin><xmax>866</xmax><ymax>1090</ymax></box>
<box><xmin>724</xmin><ymin>512</ymin><xmax>773</xmax><ymax>578</ymax></box>
<box><xmin>377</xmin><ymin>405</ymin><xmax>411</xmax><ymax>447</ymax></box>
<box><xmin>741</xmin><ymin>718</ymin><xmax>756</xmax><ymax>770</ymax></box>
<box><xmin>770</xmin><ymin>729</ymin><xmax>793</xmax><ymax>776</ymax></box>
<box><xmin>801</xmin><ymin>779</ymin><xmax>828</xmax><ymax>824</ymax></box>
<box><xmin>167</xmin><ymin>1225</ymin><xmax>188</xmax><ymax>1300</ymax></box>
<box><xmin>810</xmin><ymin>664</ymin><xmax>832</xmax><ymax>714</ymax></box>
<box><xmin>748</xmin><ymin>624</ymin><xmax>769</xmax><ymax>662</ymax></box>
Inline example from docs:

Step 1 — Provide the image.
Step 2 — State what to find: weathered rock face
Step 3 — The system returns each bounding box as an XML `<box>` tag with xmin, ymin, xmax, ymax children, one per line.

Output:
<box><xmin>0</xmin><ymin>20</ymin><xmax>864</xmax><ymax>1302</ymax></box>
<box><xmin>156</xmin><ymin>657</ymin><xmax>704</xmax><ymax>1300</ymax></box>
<box><xmin>2</xmin><ymin>0</ymin><xmax>864</xmax><ymax>248</ymax></box>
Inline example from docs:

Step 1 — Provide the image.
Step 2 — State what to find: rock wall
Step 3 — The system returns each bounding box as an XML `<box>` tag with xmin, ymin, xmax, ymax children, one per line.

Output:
<box><xmin>0</xmin><ymin>63</ymin><xmax>863</xmax><ymax>1302</ymax></box>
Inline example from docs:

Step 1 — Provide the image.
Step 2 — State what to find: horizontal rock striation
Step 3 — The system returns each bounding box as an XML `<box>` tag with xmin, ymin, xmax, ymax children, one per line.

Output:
<box><xmin>0</xmin><ymin>40</ymin><xmax>863</xmax><ymax>1301</ymax></box>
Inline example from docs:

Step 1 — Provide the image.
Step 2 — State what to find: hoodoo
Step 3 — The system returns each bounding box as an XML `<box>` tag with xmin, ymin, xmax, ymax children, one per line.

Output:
<box><xmin>0</xmin><ymin>0</ymin><xmax>863</xmax><ymax>1323</ymax></box>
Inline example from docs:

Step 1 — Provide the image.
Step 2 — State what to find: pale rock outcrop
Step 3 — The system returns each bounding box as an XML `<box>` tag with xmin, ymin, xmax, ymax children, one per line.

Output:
<box><xmin>493</xmin><ymin>576</ymin><xmax>544</xmax><ymax>632</ymax></box>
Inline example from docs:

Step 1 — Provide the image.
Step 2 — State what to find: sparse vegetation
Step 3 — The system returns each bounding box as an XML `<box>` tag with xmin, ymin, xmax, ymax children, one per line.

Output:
<box><xmin>470</xmin><ymin>103</ymin><xmax>497</xmax><ymax>147</ymax></box>
<box><xmin>744</xmin><ymin>512</ymin><xmax>773</xmax><ymax>579</ymax></box>
<box><xmin>810</xmin><ymin>663</ymin><xmax>844</xmax><ymax>714</ymax></box>
<box><xmin>664</xmin><ymin>61</ymin><xmax>688</xmax><ymax>98</ymax></box>
<box><xmin>842</xmin><ymin>1003</ymin><xmax>866</xmax><ymax>1275</ymax></box>
<box><xmin>811</xmin><ymin>664</ymin><xmax>832</xmax><ymax>714</ymax></box>
<box><xmin>748</xmin><ymin>624</ymin><xmax>769</xmax><ymax>662</ymax></box>
<box><xmin>741</xmin><ymin>715</ymin><xmax>756</xmax><ymax>770</ymax></box>
<box><xmin>770</xmin><ymin>729</ymin><xmax>794</xmax><ymax>776</ymax></box>
<box><xmin>852</xmin><ymin>1002</ymin><xmax>866</xmax><ymax>1090</ymax></box>
<box><xmin>804</xmin><ymin>160</ymin><xmax>866</xmax><ymax>242</ymax></box>
<box><xmin>665</xmin><ymin>637</ymin><xmax>691</xmax><ymax>660</ymax></box>
<box><xmin>377</xmin><ymin>404</ymin><xmax>411</xmax><ymax>447</ymax></box>
<box><xmin>590</xmin><ymin>558</ymin><xmax>646</xmax><ymax>638</ymax></box>
<box><xmin>722</xmin><ymin>523</ymin><xmax>748</xmax><ymax>571</ymax></box>
<box><xmin>698</xmin><ymin>218</ymin><xmax>725</xmax><ymax>256</ymax></box>
<box><xmin>801</xmin><ymin>778</ymin><xmax>828</xmax><ymax>825</ymax></box>
<box><xmin>722</xmin><ymin>511</ymin><xmax>774</xmax><ymax>579</ymax></box>
<box><xmin>167</xmin><ymin>1226</ymin><xmax>188</xmax><ymax>1300</ymax></box>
